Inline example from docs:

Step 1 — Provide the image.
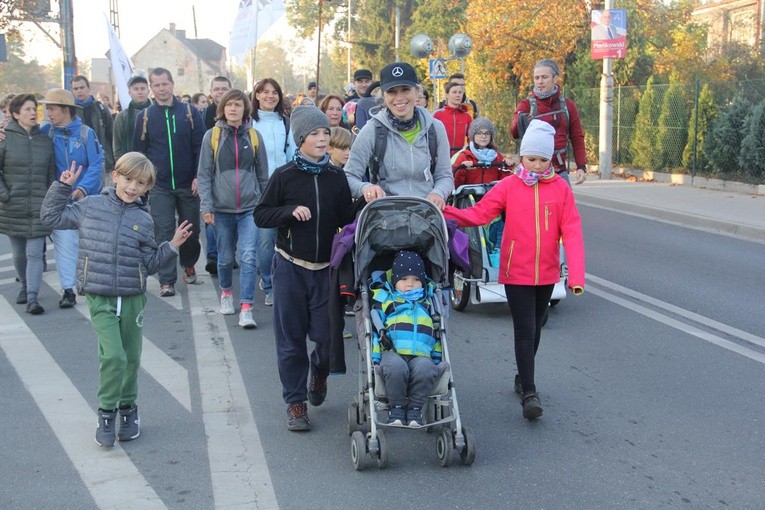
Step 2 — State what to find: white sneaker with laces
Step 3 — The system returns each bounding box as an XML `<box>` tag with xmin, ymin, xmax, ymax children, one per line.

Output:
<box><xmin>220</xmin><ymin>294</ymin><xmax>235</xmax><ymax>315</ymax></box>
<box><xmin>239</xmin><ymin>308</ymin><xmax>257</xmax><ymax>329</ymax></box>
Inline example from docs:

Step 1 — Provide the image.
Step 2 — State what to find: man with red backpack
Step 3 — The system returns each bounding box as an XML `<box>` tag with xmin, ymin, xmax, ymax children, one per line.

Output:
<box><xmin>511</xmin><ymin>59</ymin><xmax>587</xmax><ymax>186</ymax></box>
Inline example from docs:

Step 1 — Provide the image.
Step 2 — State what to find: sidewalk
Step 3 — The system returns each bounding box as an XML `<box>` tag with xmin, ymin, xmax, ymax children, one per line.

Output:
<box><xmin>572</xmin><ymin>176</ymin><xmax>765</xmax><ymax>243</ymax></box>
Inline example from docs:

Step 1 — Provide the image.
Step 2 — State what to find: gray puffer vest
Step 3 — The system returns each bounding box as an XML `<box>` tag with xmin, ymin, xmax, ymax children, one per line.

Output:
<box><xmin>41</xmin><ymin>182</ymin><xmax>177</xmax><ymax>296</ymax></box>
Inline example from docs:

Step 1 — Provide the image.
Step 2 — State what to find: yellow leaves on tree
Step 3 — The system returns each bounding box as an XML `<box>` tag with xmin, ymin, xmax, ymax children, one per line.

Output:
<box><xmin>465</xmin><ymin>0</ymin><xmax>588</xmax><ymax>88</ymax></box>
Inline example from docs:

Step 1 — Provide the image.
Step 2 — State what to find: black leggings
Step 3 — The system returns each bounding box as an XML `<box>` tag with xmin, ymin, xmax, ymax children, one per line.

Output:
<box><xmin>504</xmin><ymin>284</ymin><xmax>555</xmax><ymax>394</ymax></box>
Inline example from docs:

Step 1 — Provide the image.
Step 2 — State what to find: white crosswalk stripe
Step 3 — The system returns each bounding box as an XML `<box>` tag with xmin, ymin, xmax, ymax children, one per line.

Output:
<box><xmin>41</xmin><ymin>271</ymin><xmax>193</xmax><ymax>412</ymax></box>
<box><xmin>0</xmin><ymin>297</ymin><xmax>167</xmax><ymax>509</ymax></box>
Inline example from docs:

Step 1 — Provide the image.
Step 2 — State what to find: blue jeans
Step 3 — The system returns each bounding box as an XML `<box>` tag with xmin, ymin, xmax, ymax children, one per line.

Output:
<box><xmin>52</xmin><ymin>228</ymin><xmax>79</xmax><ymax>290</ymax></box>
<box><xmin>205</xmin><ymin>223</ymin><xmax>218</xmax><ymax>260</ymax></box>
<box><xmin>257</xmin><ymin>227</ymin><xmax>276</xmax><ymax>293</ymax></box>
<box><xmin>215</xmin><ymin>211</ymin><xmax>258</xmax><ymax>304</ymax></box>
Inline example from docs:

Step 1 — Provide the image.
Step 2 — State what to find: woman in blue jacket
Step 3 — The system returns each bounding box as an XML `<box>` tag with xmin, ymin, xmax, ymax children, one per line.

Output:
<box><xmin>251</xmin><ymin>78</ymin><xmax>296</xmax><ymax>306</ymax></box>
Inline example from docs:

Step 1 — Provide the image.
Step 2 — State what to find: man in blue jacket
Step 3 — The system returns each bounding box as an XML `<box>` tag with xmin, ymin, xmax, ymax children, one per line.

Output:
<box><xmin>39</xmin><ymin>88</ymin><xmax>104</xmax><ymax>308</ymax></box>
<box><xmin>133</xmin><ymin>67</ymin><xmax>205</xmax><ymax>296</ymax></box>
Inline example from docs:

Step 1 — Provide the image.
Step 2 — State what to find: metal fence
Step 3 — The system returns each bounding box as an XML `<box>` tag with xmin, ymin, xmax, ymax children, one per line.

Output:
<box><xmin>472</xmin><ymin>79</ymin><xmax>765</xmax><ymax>181</ymax></box>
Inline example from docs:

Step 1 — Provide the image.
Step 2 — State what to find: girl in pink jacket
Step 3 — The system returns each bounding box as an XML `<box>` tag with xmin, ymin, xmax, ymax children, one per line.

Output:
<box><xmin>442</xmin><ymin>119</ymin><xmax>585</xmax><ymax>420</ymax></box>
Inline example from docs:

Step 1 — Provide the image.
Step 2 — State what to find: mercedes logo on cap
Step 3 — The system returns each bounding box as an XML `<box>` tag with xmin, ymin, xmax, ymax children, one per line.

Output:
<box><xmin>392</xmin><ymin>66</ymin><xmax>404</xmax><ymax>77</ymax></box>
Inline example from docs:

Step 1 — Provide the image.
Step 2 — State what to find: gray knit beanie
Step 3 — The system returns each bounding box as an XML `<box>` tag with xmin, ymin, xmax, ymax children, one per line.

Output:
<box><xmin>291</xmin><ymin>105</ymin><xmax>330</xmax><ymax>146</ymax></box>
<box><xmin>468</xmin><ymin>117</ymin><xmax>495</xmax><ymax>143</ymax></box>
<box><xmin>520</xmin><ymin>119</ymin><xmax>555</xmax><ymax>159</ymax></box>
<box><xmin>534</xmin><ymin>59</ymin><xmax>560</xmax><ymax>77</ymax></box>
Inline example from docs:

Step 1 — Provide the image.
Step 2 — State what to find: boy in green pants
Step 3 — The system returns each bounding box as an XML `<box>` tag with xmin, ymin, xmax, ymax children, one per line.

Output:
<box><xmin>41</xmin><ymin>152</ymin><xmax>193</xmax><ymax>447</ymax></box>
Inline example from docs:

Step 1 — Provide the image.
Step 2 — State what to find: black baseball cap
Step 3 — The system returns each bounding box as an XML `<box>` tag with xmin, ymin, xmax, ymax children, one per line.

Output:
<box><xmin>127</xmin><ymin>75</ymin><xmax>148</xmax><ymax>87</ymax></box>
<box><xmin>379</xmin><ymin>62</ymin><xmax>418</xmax><ymax>92</ymax></box>
<box><xmin>308</xmin><ymin>81</ymin><xmax>317</xmax><ymax>89</ymax></box>
<box><xmin>353</xmin><ymin>69</ymin><xmax>373</xmax><ymax>81</ymax></box>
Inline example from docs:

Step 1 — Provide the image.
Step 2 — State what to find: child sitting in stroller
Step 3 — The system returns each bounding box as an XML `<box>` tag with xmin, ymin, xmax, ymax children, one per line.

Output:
<box><xmin>371</xmin><ymin>250</ymin><xmax>441</xmax><ymax>427</ymax></box>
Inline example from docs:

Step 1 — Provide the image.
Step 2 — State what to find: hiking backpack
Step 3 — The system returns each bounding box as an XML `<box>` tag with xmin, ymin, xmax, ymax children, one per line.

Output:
<box><xmin>210</xmin><ymin>125</ymin><xmax>259</xmax><ymax>162</ymax></box>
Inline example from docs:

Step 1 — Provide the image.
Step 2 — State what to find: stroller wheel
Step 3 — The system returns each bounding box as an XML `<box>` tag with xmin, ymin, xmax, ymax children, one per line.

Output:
<box><xmin>375</xmin><ymin>430</ymin><xmax>389</xmax><ymax>469</ymax></box>
<box><xmin>347</xmin><ymin>402</ymin><xmax>360</xmax><ymax>436</ymax></box>
<box><xmin>450</xmin><ymin>270</ymin><xmax>470</xmax><ymax>311</ymax></box>
<box><xmin>436</xmin><ymin>428</ymin><xmax>454</xmax><ymax>467</ymax></box>
<box><xmin>459</xmin><ymin>426</ymin><xmax>476</xmax><ymax>466</ymax></box>
<box><xmin>351</xmin><ymin>431</ymin><xmax>367</xmax><ymax>471</ymax></box>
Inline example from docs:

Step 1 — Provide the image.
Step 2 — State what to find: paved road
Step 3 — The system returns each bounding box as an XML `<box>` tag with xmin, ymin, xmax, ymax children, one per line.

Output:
<box><xmin>1</xmin><ymin>201</ymin><xmax>763</xmax><ymax>509</ymax></box>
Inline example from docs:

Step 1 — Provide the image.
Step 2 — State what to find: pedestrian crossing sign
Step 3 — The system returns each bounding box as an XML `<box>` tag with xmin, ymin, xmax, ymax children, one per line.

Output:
<box><xmin>429</xmin><ymin>59</ymin><xmax>447</xmax><ymax>79</ymax></box>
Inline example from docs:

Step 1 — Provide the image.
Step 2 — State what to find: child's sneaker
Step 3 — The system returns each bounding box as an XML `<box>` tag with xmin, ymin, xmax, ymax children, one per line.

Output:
<box><xmin>387</xmin><ymin>405</ymin><xmax>406</xmax><ymax>426</ymax></box>
<box><xmin>286</xmin><ymin>402</ymin><xmax>311</xmax><ymax>431</ymax></box>
<box><xmin>407</xmin><ymin>407</ymin><xmax>424</xmax><ymax>427</ymax></box>
<box><xmin>238</xmin><ymin>307</ymin><xmax>257</xmax><ymax>329</ymax></box>
<box><xmin>95</xmin><ymin>408</ymin><xmax>118</xmax><ymax>447</ymax></box>
<box><xmin>220</xmin><ymin>293</ymin><xmax>235</xmax><ymax>315</ymax></box>
<box><xmin>118</xmin><ymin>405</ymin><xmax>141</xmax><ymax>442</ymax></box>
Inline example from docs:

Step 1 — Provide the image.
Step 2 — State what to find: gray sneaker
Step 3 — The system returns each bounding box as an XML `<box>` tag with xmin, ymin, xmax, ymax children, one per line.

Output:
<box><xmin>118</xmin><ymin>405</ymin><xmax>141</xmax><ymax>442</ymax></box>
<box><xmin>264</xmin><ymin>291</ymin><xmax>273</xmax><ymax>307</ymax></box>
<box><xmin>220</xmin><ymin>293</ymin><xmax>235</xmax><ymax>315</ymax></box>
<box><xmin>95</xmin><ymin>409</ymin><xmax>118</xmax><ymax>447</ymax></box>
<box><xmin>238</xmin><ymin>308</ymin><xmax>257</xmax><ymax>329</ymax></box>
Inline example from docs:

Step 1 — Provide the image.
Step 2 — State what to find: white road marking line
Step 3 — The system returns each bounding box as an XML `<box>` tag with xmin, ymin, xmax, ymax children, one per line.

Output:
<box><xmin>587</xmin><ymin>286</ymin><xmax>765</xmax><ymax>364</ymax></box>
<box><xmin>0</xmin><ymin>297</ymin><xmax>167</xmax><ymax>509</ymax></box>
<box><xmin>187</xmin><ymin>271</ymin><xmax>279</xmax><ymax>509</ymax></box>
<box><xmin>42</xmin><ymin>272</ymin><xmax>193</xmax><ymax>412</ymax></box>
<box><xmin>587</xmin><ymin>274</ymin><xmax>765</xmax><ymax>349</ymax></box>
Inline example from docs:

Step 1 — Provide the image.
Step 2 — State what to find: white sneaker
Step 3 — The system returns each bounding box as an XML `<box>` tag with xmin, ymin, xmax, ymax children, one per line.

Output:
<box><xmin>220</xmin><ymin>294</ymin><xmax>235</xmax><ymax>315</ymax></box>
<box><xmin>238</xmin><ymin>308</ymin><xmax>257</xmax><ymax>329</ymax></box>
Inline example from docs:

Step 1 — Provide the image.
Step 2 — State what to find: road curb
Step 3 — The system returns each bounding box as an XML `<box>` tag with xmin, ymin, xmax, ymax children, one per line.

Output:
<box><xmin>575</xmin><ymin>193</ymin><xmax>765</xmax><ymax>243</ymax></box>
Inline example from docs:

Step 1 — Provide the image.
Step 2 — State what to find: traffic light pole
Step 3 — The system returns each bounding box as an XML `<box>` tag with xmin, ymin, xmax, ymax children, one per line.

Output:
<box><xmin>60</xmin><ymin>0</ymin><xmax>77</xmax><ymax>89</ymax></box>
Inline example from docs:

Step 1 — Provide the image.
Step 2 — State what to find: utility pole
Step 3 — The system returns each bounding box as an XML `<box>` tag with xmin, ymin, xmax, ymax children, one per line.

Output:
<box><xmin>60</xmin><ymin>0</ymin><xmax>77</xmax><ymax>88</ymax></box>
<box><xmin>598</xmin><ymin>0</ymin><xmax>614</xmax><ymax>179</ymax></box>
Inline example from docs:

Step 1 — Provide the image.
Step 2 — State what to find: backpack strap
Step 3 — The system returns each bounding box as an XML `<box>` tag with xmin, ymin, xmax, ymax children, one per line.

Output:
<box><xmin>140</xmin><ymin>105</ymin><xmax>151</xmax><ymax>141</ymax></box>
<box><xmin>282</xmin><ymin>115</ymin><xmax>290</xmax><ymax>154</ymax></box>
<box><xmin>212</xmin><ymin>126</ymin><xmax>259</xmax><ymax>163</ymax></box>
<box><xmin>211</xmin><ymin>125</ymin><xmax>221</xmax><ymax>162</ymax></box>
<box><xmin>368</xmin><ymin>119</ymin><xmax>387</xmax><ymax>184</ymax></box>
<box><xmin>185</xmin><ymin>102</ymin><xmax>194</xmax><ymax>130</ymax></box>
<box><xmin>427</xmin><ymin>123</ymin><xmax>437</xmax><ymax>175</ymax></box>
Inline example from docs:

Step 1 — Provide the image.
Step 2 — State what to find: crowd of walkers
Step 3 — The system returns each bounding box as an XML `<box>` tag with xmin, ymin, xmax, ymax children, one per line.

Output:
<box><xmin>0</xmin><ymin>57</ymin><xmax>586</xmax><ymax>445</ymax></box>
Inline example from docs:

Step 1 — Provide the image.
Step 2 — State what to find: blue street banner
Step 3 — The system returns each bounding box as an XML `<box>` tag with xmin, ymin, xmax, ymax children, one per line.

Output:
<box><xmin>229</xmin><ymin>0</ymin><xmax>285</xmax><ymax>63</ymax></box>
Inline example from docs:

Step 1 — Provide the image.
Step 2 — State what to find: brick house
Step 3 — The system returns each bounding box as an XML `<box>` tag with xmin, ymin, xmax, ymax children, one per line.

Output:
<box><xmin>692</xmin><ymin>0</ymin><xmax>765</xmax><ymax>53</ymax></box>
<box><xmin>132</xmin><ymin>23</ymin><xmax>227</xmax><ymax>95</ymax></box>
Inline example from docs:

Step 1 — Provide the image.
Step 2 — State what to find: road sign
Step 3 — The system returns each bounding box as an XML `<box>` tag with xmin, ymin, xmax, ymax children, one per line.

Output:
<box><xmin>429</xmin><ymin>58</ymin><xmax>447</xmax><ymax>79</ymax></box>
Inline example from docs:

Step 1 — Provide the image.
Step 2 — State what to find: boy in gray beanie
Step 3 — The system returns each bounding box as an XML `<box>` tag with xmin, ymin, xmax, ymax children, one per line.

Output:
<box><xmin>254</xmin><ymin>104</ymin><xmax>360</xmax><ymax>432</ymax></box>
<box><xmin>290</xmin><ymin>105</ymin><xmax>330</xmax><ymax>147</ymax></box>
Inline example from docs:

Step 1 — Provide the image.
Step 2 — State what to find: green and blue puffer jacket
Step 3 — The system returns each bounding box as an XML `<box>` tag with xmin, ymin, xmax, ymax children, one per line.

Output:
<box><xmin>370</xmin><ymin>270</ymin><xmax>441</xmax><ymax>365</ymax></box>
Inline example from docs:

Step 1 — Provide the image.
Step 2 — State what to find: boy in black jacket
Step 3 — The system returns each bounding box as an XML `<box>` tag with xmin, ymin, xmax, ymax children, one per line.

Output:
<box><xmin>254</xmin><ymin>106</ymin><xmax>359</xmax><ymax>431</ymax></box>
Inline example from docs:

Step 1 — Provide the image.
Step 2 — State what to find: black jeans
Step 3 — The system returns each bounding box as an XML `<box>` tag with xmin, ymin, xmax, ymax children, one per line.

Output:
<box><xmin>148</xmin><ymin>185</ymin><xmax>201</xmax><ymax>285</ymax></box>
<box><xmin>504</xmin><ymin>284</ymin><xmax>554</xmax><ymax>394</ymax></box>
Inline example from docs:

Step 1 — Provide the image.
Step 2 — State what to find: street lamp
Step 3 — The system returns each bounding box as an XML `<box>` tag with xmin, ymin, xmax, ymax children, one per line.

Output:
<box><xmin>410</xmin><ymin>32</ymin><xmax>472</xmax><ymax>105</ymax></box>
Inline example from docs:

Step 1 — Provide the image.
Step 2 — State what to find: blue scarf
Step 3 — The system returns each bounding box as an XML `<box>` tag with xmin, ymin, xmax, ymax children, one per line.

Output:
<box><xmin>294</xmin><ymin>151</ymin><xmax>329</xmax><ymax>174</ymax></box>
<box><xmin>75</xmin><ymin>95</ymin><xmax>96</xmax><ymax>108</ymax></box>
<box><xmin>470</xmin><ymin>142</ymin><xmax>497</xmax><ymax>165</ymax></box>
<box><xmin>394</xmin><ymin>288</ymin><xmax>425</xmax><ymax>302</ymax></box>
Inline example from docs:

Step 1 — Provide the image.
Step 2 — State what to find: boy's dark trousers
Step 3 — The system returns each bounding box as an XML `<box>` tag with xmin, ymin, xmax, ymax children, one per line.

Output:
<box><xmin>272</xmin><ymin>253</ymin><xmax>331</xmax><ymax>404</ymax></box>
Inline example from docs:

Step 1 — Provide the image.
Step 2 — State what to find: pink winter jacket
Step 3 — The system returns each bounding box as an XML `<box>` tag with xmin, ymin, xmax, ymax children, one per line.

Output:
<box><xmin>443</xmin><ymin>173</ymin><xmax>585</xmax><ymax>288</ymax></box>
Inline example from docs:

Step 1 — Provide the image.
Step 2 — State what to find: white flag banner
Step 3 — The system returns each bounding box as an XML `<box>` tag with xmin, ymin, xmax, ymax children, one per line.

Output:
<box><xmin>104</xmin><ymin>13</ymin><xmax>134</xmax><ymax>109</ymax></box>
<box><xmin>229</xmin><ymin>0</ymin><xmax>286</xmax><ymax>62</ymax></box>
